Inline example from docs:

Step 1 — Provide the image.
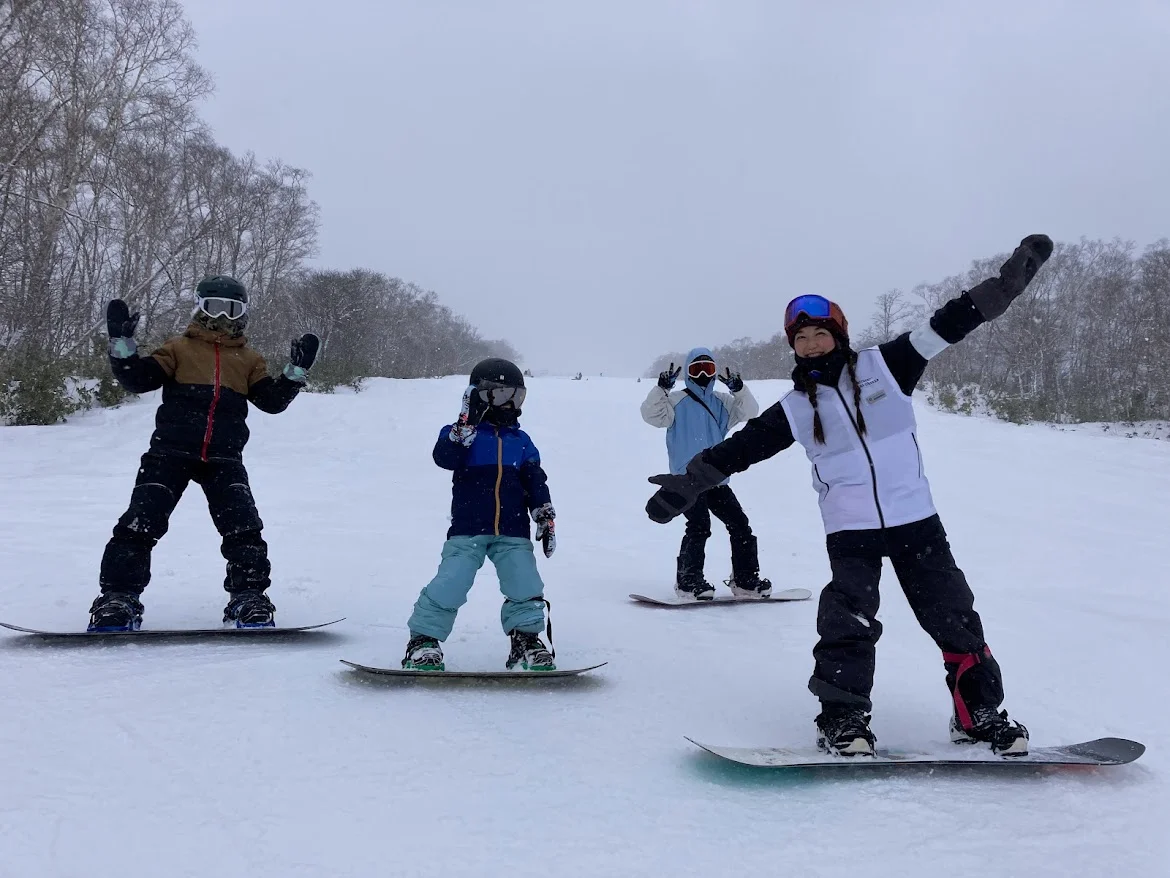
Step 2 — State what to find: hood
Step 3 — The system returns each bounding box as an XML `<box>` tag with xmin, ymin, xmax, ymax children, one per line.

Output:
<box><xmin>683</xmin><ymin>346</ymin><xmax>717</xmax><ymax>396</ymax></box>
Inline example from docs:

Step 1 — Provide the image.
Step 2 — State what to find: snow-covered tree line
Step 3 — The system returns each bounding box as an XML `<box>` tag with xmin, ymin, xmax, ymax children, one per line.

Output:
<box><xmin>0</xmin><ymin>0</ymin><xmax>516</xmax><ymax>424</ymax></box>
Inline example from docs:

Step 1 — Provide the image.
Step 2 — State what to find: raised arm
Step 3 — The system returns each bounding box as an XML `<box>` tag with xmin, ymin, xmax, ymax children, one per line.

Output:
<box><xmin>249</xmin><ymin>334</ymin><xmax>319</xmax><ymax>414</ymax></box>
<box><xmin>880</xmin><ymin>234</ymin><xmax>1054</xmax><ymax>395</ymax></box>
<box><xmin>106</xmin><ymin>300</ymin><xmax>170</xmax><ymax>393</ymax></box>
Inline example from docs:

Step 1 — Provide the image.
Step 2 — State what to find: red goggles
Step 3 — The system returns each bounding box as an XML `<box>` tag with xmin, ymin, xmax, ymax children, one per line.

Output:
<box><xmin>687</xmin><ymin>359</ymin><xmax>717</xmax><ymax>379</ymax></box>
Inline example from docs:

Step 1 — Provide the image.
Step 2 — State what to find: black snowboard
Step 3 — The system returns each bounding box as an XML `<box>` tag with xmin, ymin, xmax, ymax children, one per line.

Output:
<box><xmin>0</xmin><ymin>619</ymin><xmax>345</xmax><ymax>639</ymax></box>
<box><xmin>686</xmin><ymin>736</ymin><xmax>1145</xmax><ymax>768</ymax></box>
<box><xmin>340</xmin><ymin>659</ymin><xmax>607</xmax><ymax>679</ymax></box>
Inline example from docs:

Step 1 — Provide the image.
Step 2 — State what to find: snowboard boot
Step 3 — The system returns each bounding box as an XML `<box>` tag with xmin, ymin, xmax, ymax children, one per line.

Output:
<box><xmin>506</xmin><ymin>630</ymin><xmax>555</xmax><ymax>671</ymax></box>
<box><xmin>402</xmin><ymin>633</ymin><xmax>444</xmax><ymax>670</ymax></box>
<box><xmin>87</xmin><ymin>592</ymin><xmax>144</xmax><ymax>632</ymax></box>
<box><xmin>950</xmin><ymin>706</ymin><xmax>1029</xmax><ymax>756</ymax></box>
<box><xmin>815</xmin><ymin>705</ymin><xmax>877</xmax><ymax>756</ymax></box>
<box><xmin>223</xmin><ymin>590</ymin><xmax>276</xmax><ymax>629</ymax></box>
<box><xmin>674</xmin><ymin>577</ymin><xmax>716</xmax><ymax>601</ymax></box>
<box><xmin>725</xmin><ymin>574</ymin><xmax>773</xmax><ymax>599</ymax></box>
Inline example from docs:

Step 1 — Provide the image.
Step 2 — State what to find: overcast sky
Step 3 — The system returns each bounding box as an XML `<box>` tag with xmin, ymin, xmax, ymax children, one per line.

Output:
<box><xmin>181</xmin><ymin>0</ymin><xmax>1170</xmax><ymax>376</ymax></box>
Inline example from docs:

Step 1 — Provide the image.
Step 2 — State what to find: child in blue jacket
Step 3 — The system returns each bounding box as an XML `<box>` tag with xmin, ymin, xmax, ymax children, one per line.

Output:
<box><xmin>403</xmin><ymin>358</ymin><xmax>557</xmax><ymax>671</ymax></box>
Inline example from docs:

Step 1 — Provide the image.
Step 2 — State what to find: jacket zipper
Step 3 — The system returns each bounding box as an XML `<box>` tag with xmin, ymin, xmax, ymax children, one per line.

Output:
<box><xmin>493</xmin><ymin>431</ymin><xmax>503</xmax><ymax>536</ymax></box>
<box><xmin>813</xmin><ymin>464</ymin><xmax>830</xmax><ymax>496</ymax></box>
<box><xmin>200</xmin><ymin>343</ymin><xmax>222</xmax><ymax>462</ymax></box>
<box><xmin>833</xmin><ymin>386</ymin><xmax>886</xmax><ymax>529</ymax></box>
<box><xmin>911</xmin><ymin>432</ymin><xmax>923</xmax><ymax>479</ymax></box>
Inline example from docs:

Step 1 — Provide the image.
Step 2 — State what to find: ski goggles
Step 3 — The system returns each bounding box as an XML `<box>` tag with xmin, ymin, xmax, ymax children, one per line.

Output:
<box><xmin>196</xmin><ymin>296</ymin><xmax>248</xmax><ymax>320</ymax></box>
<box><xmin>687</xmin><ymin>359</ymin><xmax>717</xmax><ymax>379</ymax></box>
<box><xmin>784</xmin><ymin>294</ymin><xmax>847</xmax><ymax>334</ymax></box>
<box><xmin>477</xmin><ymin>382</ymin><xmax>526</xmax><ymax>408</ymax></box>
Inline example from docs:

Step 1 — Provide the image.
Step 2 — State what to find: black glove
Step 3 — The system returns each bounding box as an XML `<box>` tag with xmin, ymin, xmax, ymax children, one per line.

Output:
<box><xmin>718</xmin><ymin>367</ymin><xmax>744</xmax><ymax>393</ymax></box>
<box><xmin>968</xmin><ymin>234</ymin><xmax>1054</xmax><ymax>320</ymax></box>
<box><xmin>290</xmin><ymin>333</ymin><xmax>320</xmax><ymax>369</ymax></box>
<box><xmin>106</xmin><ymin>300</ymin><xmax>140</xmax><ymax>338</ymax></box>
<box><xmin>645</xmin><ymin>456</ymin><xmax>727</xmax><ymax>523</ymax></box>
<box><xmin>657</xmin><ymin>363</ymin><xmax>681</xmax><ymax>390</ymax></box>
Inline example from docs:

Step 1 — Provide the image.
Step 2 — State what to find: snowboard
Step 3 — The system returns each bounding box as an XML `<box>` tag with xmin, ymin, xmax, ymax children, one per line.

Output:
<box><xmin>685</xmin><ymin>736</ymin><xmax>1145</xmax><ymax>768</ymax></box>
<box><xmin>0</xmin><ymin>619</ymin><xmax>345</xmax><ymax>639</ymax></box>
<box><xmin>629</xmin><ymin>588</ymin><xmax>812</xmax><ymax>607</ymax></box>
<box><xmin>339</xmin><ymin>659</ymin><xmax>607</xmax><ymax>679</ymax></box>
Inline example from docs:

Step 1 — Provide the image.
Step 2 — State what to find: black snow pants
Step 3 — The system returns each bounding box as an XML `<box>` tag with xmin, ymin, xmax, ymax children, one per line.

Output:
<box><xmin>807</xmin><ymin>514</ymin><xmax>1005</xmax><ymax>728</ymax></box>
<box><xmin>99</xmin><ymin>452</ymin><xmax>271</xmax><ymax>596</ymax></box>
<box><xmin>677</xmin><ymin>484</ymin><xmax>760</xmax><ymax>585</ymax></box>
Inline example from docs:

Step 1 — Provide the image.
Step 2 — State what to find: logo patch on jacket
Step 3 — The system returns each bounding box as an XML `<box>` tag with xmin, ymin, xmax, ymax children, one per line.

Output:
<box><xmin>865</xmin><ymin>389</ymin><xmax>887</xmax><ymax>404</ymax></box>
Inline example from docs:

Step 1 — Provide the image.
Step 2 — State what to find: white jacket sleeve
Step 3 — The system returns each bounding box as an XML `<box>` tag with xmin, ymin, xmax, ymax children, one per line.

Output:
<box><xmin>717</xmin><ymin>385</ymin><xmax>760</xmax><ymax>429</ymax></box>
<box><xmin>640</xmin><ymin>386</ymin><xmax>680</xmax><ymax>428</ymax></box>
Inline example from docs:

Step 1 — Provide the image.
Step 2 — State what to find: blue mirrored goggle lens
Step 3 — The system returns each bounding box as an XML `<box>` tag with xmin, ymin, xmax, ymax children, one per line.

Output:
<box><xmin>784</xmin><ymin>295</ymin><xmax>833</xmax><ymax>327</ymax></box>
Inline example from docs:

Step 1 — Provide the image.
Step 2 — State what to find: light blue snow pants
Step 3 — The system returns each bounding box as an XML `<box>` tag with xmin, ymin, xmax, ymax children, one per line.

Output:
<box><xmin>407</xmin><ymin>535</ymin><xmax>547</xmax><ymax>642</ymax></box>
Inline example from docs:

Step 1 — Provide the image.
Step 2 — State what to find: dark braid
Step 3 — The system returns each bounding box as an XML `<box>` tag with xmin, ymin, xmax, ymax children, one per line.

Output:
<box><xmin>803</xmin><ymin>371</ymin><xmax>826</xmax><ymax>444</ymax></box>
<box><xmin>846</xmin><ymin>351</ymin><xmax>867</xmax><ymax>437</ymax></box>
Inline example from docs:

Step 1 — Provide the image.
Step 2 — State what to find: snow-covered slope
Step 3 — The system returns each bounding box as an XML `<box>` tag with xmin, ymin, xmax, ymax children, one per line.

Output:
<box><xmin>0</xmin><ymin>376</ymin><xmax>1165</xmax><ymax>877</ymax></box>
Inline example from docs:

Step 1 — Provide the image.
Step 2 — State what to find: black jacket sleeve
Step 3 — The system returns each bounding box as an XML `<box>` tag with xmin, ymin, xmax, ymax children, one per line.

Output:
<box><xmin>702</xmin><ymin>400</ymin><xmax>797</xmax><ymax>476</ymax></box>
<box><xmin>248</xmin><ymin>375</ymin><xmax>303</xmax><ymax>414</ymax></box>
<box><xmin>879</xmin><ymin>291</ymin><xmax>987</xmax><ymax>395</ymax></box>
<box><xmin>109</xmin><ymin>353</ymin><xmax>168</xmax><ymax>394</ymax></box>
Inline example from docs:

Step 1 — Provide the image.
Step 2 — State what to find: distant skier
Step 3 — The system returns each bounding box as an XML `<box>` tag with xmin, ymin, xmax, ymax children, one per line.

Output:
<box><xmin>89</xmin><ymin>276</ymin><xmax>319</xmax><ymax>631</ymax></box>
<box><xmin>645</xmin><ymin>235</ymin><xmax>1054</xmax><ymax>757</ymax></box>
<box><xmin>402</xmin><ymin>358</ymin><xmax>557</xmax><ymax>671</ymax></box>
<box><xmin>640</xmin><ymin>348</ymin><xmax>770</xmax><ymax>600</ymax></box>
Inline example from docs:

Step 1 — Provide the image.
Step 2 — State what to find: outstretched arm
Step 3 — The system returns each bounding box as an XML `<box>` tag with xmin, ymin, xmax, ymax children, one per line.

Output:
<box><xmin>704</xmin><ymin>400</ymin><xmax>795</xmax><ymax>474</ymax></box>
<box><xmin>646</xmin><ymin>401</ymin><xmax>796</xmax><ymax>523</ymax></box>
<box><xmin>880</xmin><ymin>234</ymin><xmax>1053</xmax><ymax>395</ymax></box>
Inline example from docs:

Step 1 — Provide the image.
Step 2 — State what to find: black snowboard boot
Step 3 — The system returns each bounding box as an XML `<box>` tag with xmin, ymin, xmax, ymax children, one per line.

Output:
<box><xmin>506</xmin><ymin>630</ymin><xmax>555</xmax><ymax>671</ymax></box>
<box><xmin>725</xmin><ymin>574</ymin><xmax>773</xmax><ymax>598</ymax></box>
<box><xmin>402</xmin><ymin>633</ymin><xmax>444</xmax><ymax>670</ymax></box>
<box><xmin>816</xmin><ymin>705</ymin><xmax>877</xmax><ymax>756</ymax></box>
<box><xmin>675</xmin><ymin>577</ymin><xmax>715</xmax><ymax>601</ymax></box>
<box><xmin>223</xmin><ymin>590</ymin><xmax>275</xmax><ymax>628</ymax></box>
<box><xmin>87</xmin><ymin>592</ymin><xmax>144</xmax><ymax>632</ymax></box>
<box><xmin>950</xmin><ymin>707</ymin><xmax>1029</xmax><ymax>756</ymax></box>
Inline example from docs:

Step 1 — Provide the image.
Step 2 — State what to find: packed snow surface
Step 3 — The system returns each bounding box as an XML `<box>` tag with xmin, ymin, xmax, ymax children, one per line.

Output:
<box><xmin>0</xmin><ymin>376</ymin><xmax>1165</xmax><ymax>877</ymax></box>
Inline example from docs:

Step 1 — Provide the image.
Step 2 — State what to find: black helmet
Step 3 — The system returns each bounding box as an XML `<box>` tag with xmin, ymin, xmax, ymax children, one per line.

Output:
<box><xmin>469</xmin><ymin>357</ymin><xmax>525</xmax><ymax>425</ymax></box>
<box><xmin>196</xmin><ymin>275</ymin><xmax>248</xmax><ymax>302</ymax></box>
<box><xmin>470</xmin><ymin>357</ymin><xmax>524</xmax><ymax>390</ymax></box>
<box><xmin>193</xmin><ymin>274</ymin><xmax>249</xmax><ymax>337</ymax></box>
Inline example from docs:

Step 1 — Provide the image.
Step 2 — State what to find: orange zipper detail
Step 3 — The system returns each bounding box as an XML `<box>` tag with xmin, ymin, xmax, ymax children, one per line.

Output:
<box><xmin>493</xmin><ymin>432</ymin><xmax>503</xmax><ymax>535</ymax></box>
<box><xmin>200</xmin><ymin>343</ymin><xmax>222</xmax><ymax>462</ymax></box>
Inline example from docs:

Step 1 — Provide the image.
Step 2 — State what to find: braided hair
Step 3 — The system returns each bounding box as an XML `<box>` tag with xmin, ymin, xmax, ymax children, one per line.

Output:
<box><xmin>802</xmin><ymin>348</ymin><xmax>867</xmax><ymax>445</ymax></box>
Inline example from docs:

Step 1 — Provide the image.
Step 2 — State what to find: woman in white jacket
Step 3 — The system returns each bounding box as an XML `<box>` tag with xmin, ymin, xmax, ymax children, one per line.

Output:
<box><xmin>640</xmin><ymin>347</ymin><xmax>768</xmax><ymax>600</ymax></box>
<box><xmin>645</xmin><ymin>234</ymin><xmax>1053</xmax><ymax>758</ymax></box>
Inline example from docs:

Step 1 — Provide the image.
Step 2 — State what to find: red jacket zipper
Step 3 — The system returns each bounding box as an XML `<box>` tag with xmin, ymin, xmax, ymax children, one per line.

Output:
<box><xmin>200</xmin><ymin>343</ymin><xmax>222</xmax><ymax>462</ymax></box>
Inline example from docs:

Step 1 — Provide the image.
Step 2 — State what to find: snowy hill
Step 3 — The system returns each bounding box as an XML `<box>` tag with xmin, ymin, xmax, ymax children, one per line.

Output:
<box><xmin>0</xmin><ymin>376</ymin><xmax>1165</xmax><ymax>878</ymax></box>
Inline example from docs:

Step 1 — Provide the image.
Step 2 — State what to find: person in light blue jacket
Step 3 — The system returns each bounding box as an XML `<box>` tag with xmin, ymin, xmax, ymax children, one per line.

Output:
<box><xmin>640</xmin><ymin>347</ymin><xmax>770</xmax><ymax>600</ymax></box>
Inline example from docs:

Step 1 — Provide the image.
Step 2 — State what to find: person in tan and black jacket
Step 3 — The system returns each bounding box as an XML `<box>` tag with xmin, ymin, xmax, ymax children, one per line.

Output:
<box><xmin>88</xmin><ymin>275</ymin><xmax>319</xmax><ymax>632</ymax></box>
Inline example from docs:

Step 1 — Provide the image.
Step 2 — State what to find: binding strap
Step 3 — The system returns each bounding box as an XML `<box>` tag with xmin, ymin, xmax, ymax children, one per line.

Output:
<box><xmin>943</xmin><ymin>645</ymin><xmax>992</xmax><ymax>730</ymax></box>
<box><xmin>542</xmin><ymin>597</ymin><xmax>555</xmax><ymax>659</ymax></box>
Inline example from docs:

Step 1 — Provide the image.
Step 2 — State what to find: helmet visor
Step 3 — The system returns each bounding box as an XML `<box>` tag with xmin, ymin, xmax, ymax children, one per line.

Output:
<box><xmin>477</xmin><ymin>382</ymin><xmax>526</xmax><ymax>408</ymax></box>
